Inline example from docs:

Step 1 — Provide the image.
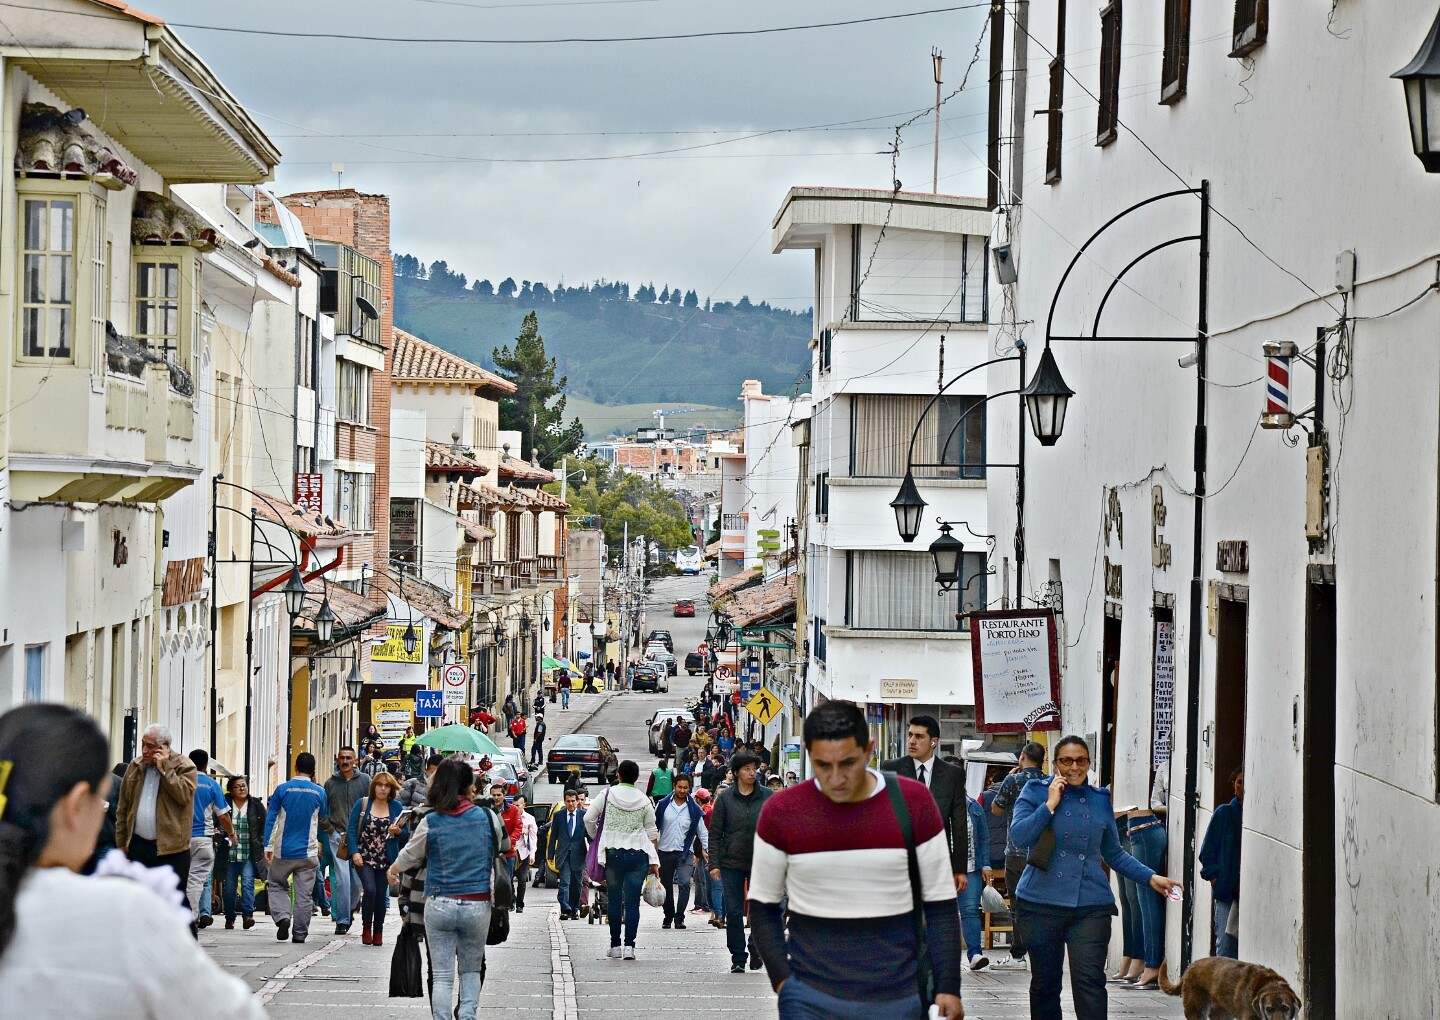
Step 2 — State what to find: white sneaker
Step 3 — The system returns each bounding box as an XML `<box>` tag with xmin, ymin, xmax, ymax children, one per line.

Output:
<box><xmin>607</xmin><ymin>946</ymin><xmax>622</xmax><ymax>959</ymax></box>
<box><xmin>969</xmin><ymin>955</ymin><xmax>990</xmax><ymax>971</ymax></box>
<box><xmin>622</xmin><ymin>946</ymin><xmax>636</xmax><ymax>960</ymax></box>
<box><xmin>991</xmin><ymin>955</ymin><xmax>1027</xmax><ymax>970</ymax></box>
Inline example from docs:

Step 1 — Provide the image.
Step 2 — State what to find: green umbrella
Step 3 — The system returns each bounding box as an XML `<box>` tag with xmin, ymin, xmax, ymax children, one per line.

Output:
<box><xmin>542</xmin><ymin>656</ymin><xmax>567</xmax><ymax>671</ymax></box>
<box><xmin>413</xmin><ymin>724</ymin><xmax>503</xmax><ymax>755</ymax></box>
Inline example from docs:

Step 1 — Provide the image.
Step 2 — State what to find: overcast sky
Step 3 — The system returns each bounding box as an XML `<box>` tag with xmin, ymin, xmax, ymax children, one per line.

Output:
<box><xmin>143</xmin><ymin>0</ymin><xmax>992</xmax><ymax>309</ymax></box>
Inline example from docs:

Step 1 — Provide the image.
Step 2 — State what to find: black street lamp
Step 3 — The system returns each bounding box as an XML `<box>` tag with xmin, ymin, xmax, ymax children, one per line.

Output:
<box><xmin>345</xmin><ymin>661</ymin><xmax>365</xmax><ymax>703</ymax></box>
<box><xmin>890</xmin><ymin>470</ymin><xmax>927</xmax><ymax>543</ymax></box>
<box><xmin>401</xmin><ymin>622</ymin><xmax>419</xmax><ymax>657</ymax></box>
<box><xmin>1395</xmin><ymin>10</ymin><xmax>1440</xmax><ymax>172</ymax></box>
<box><xmin>929</xmin><ymin>522</ymin><xmax>966</xmax><ymax>592</ymax></box>
<box><xmin>1021</xmin><ymin>346</ymin><xmax>1074</xmax><ymax>447</ymax></box>
<box><xmin>520</xmin><ymin>613</ymin><xmax>533</xmax><ymax>635</ymax></box>
<box><xmin>314</xmin><ymin>598</ymin><xmax>336</xmax><ymax>644</ymax></box>
<box><xmin>282</xmin><ymin>566</ymin><xmax>307</xmax><ymax>618</ymax></box>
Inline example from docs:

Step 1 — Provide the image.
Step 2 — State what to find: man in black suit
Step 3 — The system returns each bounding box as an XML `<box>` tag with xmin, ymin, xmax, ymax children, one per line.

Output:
<box><xmin>550</xmin><ymin>788</ymin><xmax>590</xmax><ymax>920</ymax></box>
<box><xmin>881</xmin><ymin>714</ymin><xmax>971</xmax><ymax>893</ymax></box>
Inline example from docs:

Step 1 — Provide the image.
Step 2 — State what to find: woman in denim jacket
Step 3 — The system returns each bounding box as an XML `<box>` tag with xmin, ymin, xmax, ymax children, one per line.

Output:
<box><xmin>1009</xmin><ymin>736</ymin><xmax>1182</xmax><ymax>1020</ymax></box>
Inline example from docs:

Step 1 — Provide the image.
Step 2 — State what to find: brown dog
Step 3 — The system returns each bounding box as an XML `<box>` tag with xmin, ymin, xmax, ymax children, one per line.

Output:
<box><xmin>1159</xmin><ymin>956</ymin><xmax>1302</xmax><ymax>1019</ymax></box>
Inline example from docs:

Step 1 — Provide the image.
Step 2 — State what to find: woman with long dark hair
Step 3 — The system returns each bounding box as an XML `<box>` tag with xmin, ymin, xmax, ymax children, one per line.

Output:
<box><xmin>222</xmin><ymin>776</ymin><xmax>267</xmax><ymax>930</ymax></box>
<box><xmin>0</xmin><ymin>704</ymin><xmax>262</xmax><ymax>1017</ymax></box>
<box><xmin>348</xmin><ymin>771</ymin><xmax>405</xmax><ymax>946</ymax></box>
<box><xmin>1008</xmin><ymin>734</ymin><xmax>1182</xmax><ymax>1020</ymax></box>
<box><xmin>388</xmin><ymin>757</ymin><xmax>509</xmax><ymax>1020</ymax></box>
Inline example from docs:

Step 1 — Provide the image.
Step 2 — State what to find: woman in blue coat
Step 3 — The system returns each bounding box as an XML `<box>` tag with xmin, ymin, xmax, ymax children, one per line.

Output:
<box><xmin>347</xmin><ymin>772</ymin><xmax>407</xmax><ymax>946</ymax></box>
<box><xmin>1009</xmin><ymin>735</ymin><xmax>1182</xmax><ymax>1020</ymax></box>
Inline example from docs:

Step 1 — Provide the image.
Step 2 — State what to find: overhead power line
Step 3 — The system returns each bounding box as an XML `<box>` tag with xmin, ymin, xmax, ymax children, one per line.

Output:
<box><xmin>168</xmin><ymin>4</ymin><xmax>990</xmax><ymax>45</ymax></box>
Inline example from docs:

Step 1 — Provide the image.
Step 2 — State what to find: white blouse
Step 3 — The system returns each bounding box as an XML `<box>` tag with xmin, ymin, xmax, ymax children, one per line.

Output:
<box><xmin>0</xmin><ymin>867</ymin><xmax>265</xmax><ymax>1020</ymax></box>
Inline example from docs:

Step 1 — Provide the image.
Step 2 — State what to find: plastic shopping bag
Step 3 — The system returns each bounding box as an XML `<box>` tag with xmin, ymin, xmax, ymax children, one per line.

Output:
<box><xmin>642</xmin><ymin>873</ymin><xmax>666</xmax><ymax>909</ymax></box>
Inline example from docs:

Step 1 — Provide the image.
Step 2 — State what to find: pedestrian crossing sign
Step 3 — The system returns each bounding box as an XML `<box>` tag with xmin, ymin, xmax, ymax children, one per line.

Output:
<box><xmin>743</xmin><ymin>686</ymin><xmax>782</xmax><ymax>725</ymax></box>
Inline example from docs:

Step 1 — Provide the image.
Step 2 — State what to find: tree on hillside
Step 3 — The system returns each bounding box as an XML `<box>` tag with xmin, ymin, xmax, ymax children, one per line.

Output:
<box><xmin>684</xmin><ymin>290</ymin><xmax>699</xmax><ymax>308</ymax></box>
<box><xmin>659</xmin><ymin>286</ymin><xmax>670</xmax><ymax>304</ymax></box>
<box><xmin>498</xmin><ymin>277</ymin><xmax>517</xmax><ymax>298</ymax></box>
<box><xmin>544</xmin><ymin>455</ymin><xmax>692</xmax><ymax>556</ymax></box>
<box><xmin>669</xmin><ymin>288</ymin><xmax>683</xmax><ymax>305</ymax></box>
<box><xmin>492</xmin><ymin>311</ymin><xmax>585</xmax><ymax>463</ymax></box>
<box><xmin>473</xmin><ymin>278</ymin><xmax>494</xmax><ymax>296</ymax></box>
<box><xmin>394</xmin><ymin>253</ymin><xmax>422</xmax><ymax>278</ymax></box>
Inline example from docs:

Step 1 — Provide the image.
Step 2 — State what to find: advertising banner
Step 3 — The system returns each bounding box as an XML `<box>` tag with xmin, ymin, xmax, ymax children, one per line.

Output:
<box><xmin>372</xmin><ymin>624</ymin><xmax>424</xmax><ymax>664</ymax></box>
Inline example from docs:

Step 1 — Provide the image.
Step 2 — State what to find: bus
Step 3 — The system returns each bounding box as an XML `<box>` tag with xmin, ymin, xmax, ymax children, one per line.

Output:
<box><xmin>674</xmin><ymin>545</ymin><xmax>703</xmax><ymax>575</ymax></box>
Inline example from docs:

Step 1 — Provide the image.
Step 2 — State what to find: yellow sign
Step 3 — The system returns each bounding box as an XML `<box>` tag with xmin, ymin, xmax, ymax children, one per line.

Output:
<box><xmin>744</xmin><ymin>686</ymin><xmax>782</xmax><ymax>725</ymax></box>
<box><xmin>372</xmin><ymin>624</ymin><xmax>424</xmax><ymax>663</ymax></box>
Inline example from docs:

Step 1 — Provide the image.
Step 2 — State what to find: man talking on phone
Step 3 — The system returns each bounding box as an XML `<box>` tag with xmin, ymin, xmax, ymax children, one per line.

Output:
<box><xmin>749</xmin><ymin>701</ymin><xmax>964</xmax><ymax>1019</ymax></box>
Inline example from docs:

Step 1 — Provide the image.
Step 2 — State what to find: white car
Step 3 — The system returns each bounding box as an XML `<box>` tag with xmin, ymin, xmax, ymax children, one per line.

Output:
<box><xmin>645</xmin><ymin>647</ymin><xmax>678</xmax><ymax>676</ymax></box>
<box><xmin>647</xmin><ymin>707</ymin><xmax>695</xmax><ymax>754</ymax></box>
<box><xmin>493</xmin><ymin>748</ymin><xmax>535</xmax><ymax>801</ymax></box>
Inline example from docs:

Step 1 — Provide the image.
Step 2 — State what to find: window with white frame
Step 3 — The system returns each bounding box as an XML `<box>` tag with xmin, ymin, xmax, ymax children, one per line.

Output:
<box><xmin>852</xmin><ymin>393</ymin><xmax>985</xmax><ymax>479</ymax></box>
<box><xmin>846</xmin><ymin>550</ymin><xmax>987</xmax><ymax>630</ymax></box>
<box><xmin>337</xmin><ymin>470</ymin><xmax>374</xmax><ymax>531</ymax></box>
<box><xmin>132</xmin><ymin>254</ymin><xmax>198</xmax><ymax>364</ymax></box>
<box><xmin>337</xmin><ymin>359</ymin><xmax>372</xmax><ymax>424</ymax></box>
<box><xmin>20</xmin><ymin>196</ymin><xmax>76</xmax><ymax>360</ymax></box>
<box><xmin>851</xmin><ymin>227</ymin><xmax>988</xmax><ymax>323</ymax></box>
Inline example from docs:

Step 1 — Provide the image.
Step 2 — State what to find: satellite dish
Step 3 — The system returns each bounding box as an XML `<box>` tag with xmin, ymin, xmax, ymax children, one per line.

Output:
<box><xmin>356</xmin><ymin>296</ymin><xmax>379</xmax><ymax>321</ymax></box>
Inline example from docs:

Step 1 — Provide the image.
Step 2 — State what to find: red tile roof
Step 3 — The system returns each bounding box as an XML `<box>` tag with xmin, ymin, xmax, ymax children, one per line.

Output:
<box><xmin>498</xmin><ymin>458</ymin><xmax>556</xmax><ymax>484</ymax></box>
<box><xmin>427</xmin><ymin>439</ymin><xmax>489</xmax><ymax>474</ymax></box>
<box><xmin>725</xmin><ymin>575</ymin><xmax>797</xmax><ymax>628</ymax></box>
<box><xmin>252</xmin><ymin>489</ymin><xmax>350</xmax><ymax>539</ymax></box>
<box><xmin>392</xmin><ymin>329</ymin><xmax>515</xmax><ymax>392</ymax></box>
<box><xmin>88</xmin><ymin>0</ymin><xmax>165</xmax><ymax>25</ymax></box>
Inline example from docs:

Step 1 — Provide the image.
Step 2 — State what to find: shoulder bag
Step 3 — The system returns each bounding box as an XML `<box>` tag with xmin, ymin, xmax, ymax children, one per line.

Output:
<box><xmin>883</xmin><ymin>772</ymin><xmax>937</xmax><ymax>1009</ymax></box>
<box><xmin>482</xmin><ymin>805</ymin><xmax>515</xmax><ymax>912</ymax></box>
<box><xmin>584</xmin><ymin>790</ymin><xmax>610</xmax><ymax>883</ymax></box>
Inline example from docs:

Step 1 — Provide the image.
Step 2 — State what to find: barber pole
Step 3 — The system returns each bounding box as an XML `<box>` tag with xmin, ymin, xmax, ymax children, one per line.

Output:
<box><xmin>1261</xmin><ymin>341</ymin><xmax>1297</xmax><ymax>429</ymax></box>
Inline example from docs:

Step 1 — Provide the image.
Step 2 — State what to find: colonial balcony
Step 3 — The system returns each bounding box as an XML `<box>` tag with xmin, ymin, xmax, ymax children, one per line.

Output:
<box><xmin>9</xmin><ymin>332</ymin><xmax>200</xmax><ymax>504</ymax></box>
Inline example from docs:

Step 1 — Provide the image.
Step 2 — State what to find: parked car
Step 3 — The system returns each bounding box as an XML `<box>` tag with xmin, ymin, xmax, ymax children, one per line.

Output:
<box><xmin>547</xmin><ymin>733</ymin><xmax>619</xmax><ymax>784</ymax></box>
<box><xmin>645</xmin><ymin>647</ymin><xmax>678</xmax><ymax>677</ymax></box>
<box><xmin>647</xmin><ymin>706</ymin><xmax>697</xmax><ymax>754</ymax></box>
<box><xmin>482</xmin><ymin>759</ymin><xmax>523</xmax><ymax>797</ymax></box>
<box><xmin>684</xmin><ymin>651</ymin><xmax>706</xmax><ymax>676</ymax></box>
<box><xmin>494</xmin><ymin>748</ymin><xmax>535</xmax><ymax>802</ymax></box>
<box><xmin>531</xmin><ymin>802</ymin><xmax>561</xmax><ymax>888</ymax></box>
<box><xmin>632</xmin><ymin>663</ymin><xmax>669</xmax><ymax>693</ymax></box>
<box><xmin>673</xmin><ymin>599</ymin><xmax>695</xmax><ymax>617</ymax></box>
<box><xmin>646</xmin><ymin>629</ymin><xmax>674</xmax><ymax>652</ymax></box>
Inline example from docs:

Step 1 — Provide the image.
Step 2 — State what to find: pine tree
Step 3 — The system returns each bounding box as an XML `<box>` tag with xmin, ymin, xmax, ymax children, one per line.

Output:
<box><xmin>659</xmin><ymin>286</ymin><xmax>671</xmax><ymax>304</ymax></box>
<box><xmin>684</xmin><ymin>289</ymin><xmax>699</xmax><ymax>308</ymax></box>
<box><xmin>492</xmin><ymin>311</ymin><xmax>585</xmax><ymax>462</ymax></box>
<box><xmin>498</xmin><ymin>277</ymin><xmax>517</xmax><ymax>298</ymax></box>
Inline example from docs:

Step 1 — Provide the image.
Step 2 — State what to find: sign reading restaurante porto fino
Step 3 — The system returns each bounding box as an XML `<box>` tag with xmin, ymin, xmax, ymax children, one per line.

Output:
<box><xmin>968</xmin><ymin>610</ymin><xmax>1062</xmax><ymax>732</ymax></box>
<box><xmin>372</xmin><ymin>624</ymin><xmax>424</xmax><ymax>664</ymax></box>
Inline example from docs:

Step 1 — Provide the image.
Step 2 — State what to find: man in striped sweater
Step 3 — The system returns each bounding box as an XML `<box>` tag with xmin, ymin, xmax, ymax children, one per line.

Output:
<box><xmin>750</xmin><ymin>701</ymin><xmax>965</xmax><ymax>1019</ymax></box>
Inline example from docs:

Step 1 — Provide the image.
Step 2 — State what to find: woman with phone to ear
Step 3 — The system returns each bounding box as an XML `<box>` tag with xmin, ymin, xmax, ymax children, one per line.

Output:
<box><xmin>1008</xmin><ymin>735</ymin><xmax>1182</xmax><ymax>1020</ymax></box>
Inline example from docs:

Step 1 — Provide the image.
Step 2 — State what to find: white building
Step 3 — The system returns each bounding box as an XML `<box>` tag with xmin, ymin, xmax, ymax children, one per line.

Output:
<box><xmin>984</xmin><ymin>4</ymin><xmax>1440</xmax><ymax>1013</ymax></box>
<box><xmin>772</xmin><ymin>187</ymin><xmax>993</xmax><ymax>760</ymax></box>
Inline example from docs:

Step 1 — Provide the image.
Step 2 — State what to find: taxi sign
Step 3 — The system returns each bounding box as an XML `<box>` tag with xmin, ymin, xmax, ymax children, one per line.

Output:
<box><xmin>442</xmin><ymin>663</ymin><xmax>468</xmax><ymax>706</ymax></box>
<box><xmin>743</xmin><ymin>686</ymin><xmax>782</xmax><ymax>725</ymax></box>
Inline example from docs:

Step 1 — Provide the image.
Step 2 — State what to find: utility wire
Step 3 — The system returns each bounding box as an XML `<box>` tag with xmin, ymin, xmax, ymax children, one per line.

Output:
<box><xmin>168</xmin><ymin>5</ymin><xmax>991</xmax><ymax>45</ymax></box>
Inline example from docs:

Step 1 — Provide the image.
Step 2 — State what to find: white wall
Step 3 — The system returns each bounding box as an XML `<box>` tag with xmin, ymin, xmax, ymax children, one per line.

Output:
<box><xmin>986</xmin><ymin>5</ymin><xmax>1440</xmax><ymax>1012</ymax></box>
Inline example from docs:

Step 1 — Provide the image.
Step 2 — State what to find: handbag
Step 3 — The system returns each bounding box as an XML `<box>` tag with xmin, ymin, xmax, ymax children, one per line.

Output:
<box><xmin>1027</xmin><ymin>828</ymin><xmax>1057</xmax><ymax>870</ymax></box>
<box><xmin>583</xmin><ymin>793</ymin><xmax>609</xmax><ymax>884</ymax></box>
<box><xmin>486</xmin><ymin>906</ymin><xmax>510</xmax><ymax>945</ymax></box>
<box><xmin>485</xmin><ymin>806</ymin><xmax>515</xmax><ymax>912</ymax></box>
<box><xmin>388</xmin><ymin>924</ymin><xmax>425</xmax><ymax>997</ymax></box>
<box><xmin>882</xmin><ymin>772</ymin><xmax>937</xmax><ymax>1008</ymax></box>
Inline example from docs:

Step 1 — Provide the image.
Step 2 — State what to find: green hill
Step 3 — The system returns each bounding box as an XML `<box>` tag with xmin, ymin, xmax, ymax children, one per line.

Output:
<box><xmin>391</xmin><ymin>269</ymin><xmax>811</xmax><ymax>432</ymax></box>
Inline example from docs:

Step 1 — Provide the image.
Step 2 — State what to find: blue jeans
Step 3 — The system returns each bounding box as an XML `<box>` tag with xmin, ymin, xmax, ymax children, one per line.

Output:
<box><xmin>604</xmin><ymin>848</ymin><xmax>649</xmax><ymax>947</ymax></box>
<box><xmin>224</xmin><ymin>859</ymin><xmax>256</xmax><ymax>920</ymax></box>
<box><xmin>326</xmin><ymin>837</ymin><xmax>359</xmax><ymax>925</ymax></box>
<box><xmin>561</xmin><ymin>687</ymin><xmax>570</xmax><ymax>709</ymax></box>
<box><xmin>957</xmin><ymin>871</ymin><xmax>984</xmax><ymax>960</ymax></box>
<box><xmin>721</xmin><ymin>867</ymin><xmax>756</xmax><ymax>966</ymax></box>
<box><xmin>358</xmin><ymin>863</ymin><xmax>390</xmax><ymax>933</ymax></box>
<box><xmin>1018</xmin><ymin>902</ymin><xmax>1111</xmax><ymax>1020</ymax></box>
<box><xmin>1126</xmin><ymin>823</ymin><xmax>1167</xmax><ymax>968</ymax></box>
<box><xmin>777</xmin><ymin>976</ymin><xmax>926</xmax><ymax>1020</ymax></box>
<box><xmin>425</xmin><ymin>895</ymin><xmax>491</xmax><ymax>1020</ymax></box>
<box><xmin>709</xmin><ymin>871</ymin><xmax>725</xmax><ymax>920</ymax></box>
<box><xmin>1213</xmin><ymin>899</ymin><xmax>1238</xmax><ymax>959</ymax></box>
<box><xmin>1117</xmin><ymin>833</ymin><xmax>1143</xmax><ymax>960</ymax></box>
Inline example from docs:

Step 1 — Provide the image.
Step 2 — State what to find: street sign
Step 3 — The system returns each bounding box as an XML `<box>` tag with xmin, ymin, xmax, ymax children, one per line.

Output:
<box><xmin>744</xmin><ymin>686</ymin><xmax>782</xmax><ymax>725</ymax></box>
<box><xmin>415</xmin><ymin>690</ymin><xmax>444</xmax><ymax>717</ymax></box>
<box><xmin>442</xmin><ymin>663</ymin><xmax>468</xmax><ymax>706</ymax></box>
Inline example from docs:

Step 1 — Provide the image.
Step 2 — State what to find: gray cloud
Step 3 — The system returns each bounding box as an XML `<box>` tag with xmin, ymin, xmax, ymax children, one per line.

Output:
<box><xmin>147</xmin><ymin>0</ymin><xmax>992</xmax><ymax>307</ymax></box>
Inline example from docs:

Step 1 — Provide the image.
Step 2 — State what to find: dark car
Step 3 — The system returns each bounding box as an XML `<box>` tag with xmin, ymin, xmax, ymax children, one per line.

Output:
<box><xmin>632</xmin><ymin>663</ymin><xmax>668</xmax><ymax>693</ymax></box>
<box><xmin>684</xmin><ymin>651</ymin><xmax>706</xmax><ymax>676</ymax></box>
<box><xmin>673</xmin><ymin>599</ymin><xmax>695</xmax><ymax>618</ymax></box>
<box><xmin>547</xmin><ymin>733</ymin><xmax>619</xmax><ymax>784</ymax></box>
<box><xmin>646</xmin><ymin>629</ymin><xmax>674</xmax><ymax>652</ymax></box>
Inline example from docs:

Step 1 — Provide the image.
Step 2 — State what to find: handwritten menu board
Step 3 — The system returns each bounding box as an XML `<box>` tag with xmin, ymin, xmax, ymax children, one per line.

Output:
<box><xmin>968</xmin><ymin>611</ymin><xmax>1062</xmax><ymax>732</ymax></box>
